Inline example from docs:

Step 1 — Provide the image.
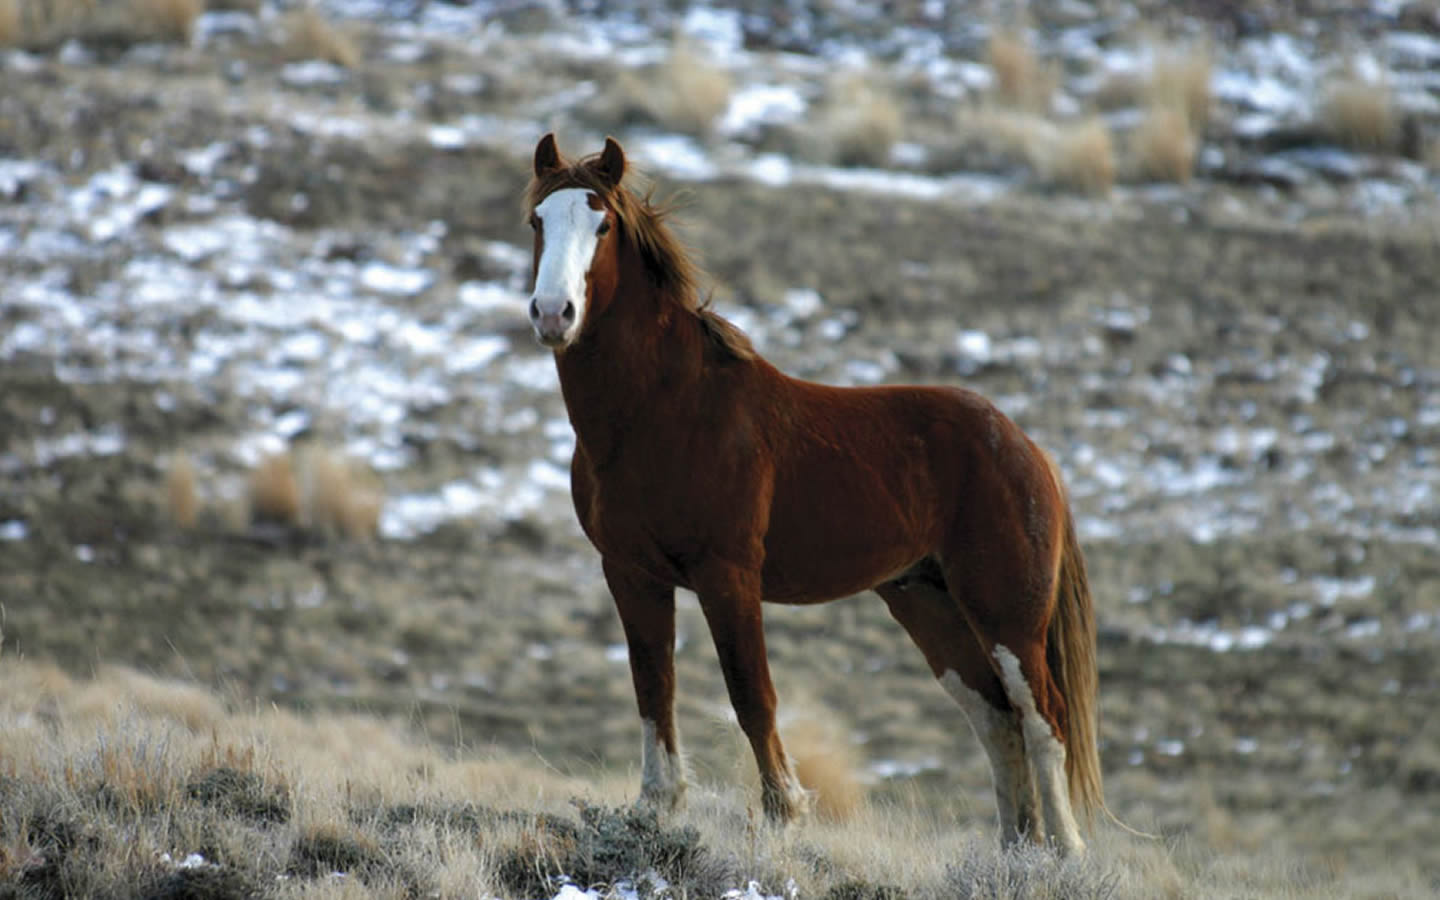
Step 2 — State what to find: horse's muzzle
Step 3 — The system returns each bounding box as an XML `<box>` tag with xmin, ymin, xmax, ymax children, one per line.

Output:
<box><xmin>530</xmin><ymin>296</ymin><xmax>576</xmax><ymax>347</ymax></box>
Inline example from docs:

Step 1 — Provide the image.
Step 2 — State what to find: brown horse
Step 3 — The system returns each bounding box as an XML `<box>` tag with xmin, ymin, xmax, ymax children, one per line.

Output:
<box><xmin>523</xmin><ymin>133</ymin><xmax>1103</xmax><ymax>855</ymax></box>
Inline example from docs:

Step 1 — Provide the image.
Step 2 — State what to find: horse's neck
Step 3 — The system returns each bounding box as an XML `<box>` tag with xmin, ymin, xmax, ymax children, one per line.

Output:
<box><xmin>555</xmin><ymin>286</ymin><xmax>707</xmax><ymax>466</ymax></box>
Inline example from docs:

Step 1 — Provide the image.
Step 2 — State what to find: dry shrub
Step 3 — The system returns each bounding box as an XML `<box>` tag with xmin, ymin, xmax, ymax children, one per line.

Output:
<box><xmin>1323</xmin><ymin>75</ymin><xmax>1398</xmax><ymax>152</ymax></box>
<box><xmin>987</xmin><ymin>27</ymin><xmax>1053</xmax><ymax>111</ymax></box>
<box><xmin>785</xmin><ymin>718</ymin><xmax>864</xmax><ymax>824</ymax></box>
<box><xmin>244</xmin><ymin>447</ymin><xmax>382</xmax><ymax>537</ymax></box>
<box><xmin>166</xmin><ymin>453</ymin><xmax>199</xmax><ymax>529</ymax></box>
<box><xmin>651</xmin><ymin>39</ymin><xmax>733</xmax><ymax>136</ymax></box>
<box><xmin>1035</xmin><ymin>117</ymin><xmax>1114</xmax><ymax>195</ymax></box>
<box><xmin>816</xmin><ymin>70</ymin><xmax>903</xmax><ymax>167</ymax></box>
<box><xmin>1132</xmin><ymin>105</ymin><xmax>1196</xmax><ymax>183</ymax></box>
<box><xmin>958</xmin><ymin>105</ymin><xmax>1049</xmax><ymax>163</ymax></box>
<box><xmin>282</xmin><ymin>5</ymin><xmax>359</xmax><ymax>68</ymax></box>
<box><xmin>248</xmin><ymin>453</ymin><xmax>301</xmax><ymax>526</ymax></box>
<box><xmin>0</xmin><ymin>0</ymin><xmax>20</xmax><ymax>45</ymax></box>
<box><xmin>298</xmin><ymin>447</ymin><xmax>382</xmax><ymax>539</ymax></box>
<box><xmin>1145</xmin><ymin>42</ymin><xmax>1212</xmax><ymax>133</ymax></box>
<box><xmin>134</xmin><ymin>0</ymin><xmax>201</xmax><ymax>43</ymax></box>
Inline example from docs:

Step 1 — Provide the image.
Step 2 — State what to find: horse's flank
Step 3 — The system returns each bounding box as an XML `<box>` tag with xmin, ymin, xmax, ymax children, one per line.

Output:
<box><xmin>525</xmin><ymin>154</ymin><xmax>755</xmax><ymax>362</ymax></box>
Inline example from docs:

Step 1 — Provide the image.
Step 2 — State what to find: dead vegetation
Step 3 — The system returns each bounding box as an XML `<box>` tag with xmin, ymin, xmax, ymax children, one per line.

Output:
<box><xmin>0</xmin><ymin>0</ymin><xmax>201</xmax><ymax>50</ymax></box>
<box><xmin>247</xmin><ymin>447</ymin><xmax>382</xmax><ymax>537</ymax></box>
<box><xmin>1322</xmin><ymin>72</ymin><xmax>1399</xmax><ymax>152</ymax></box>
<box><xmin>986</xmin><ymin>26</ymin><xmax>1054</xmax><ymax>112</ymax></box>
<box><xmin>165</xmin><ymin>453</ymin><xmax>199</xmax><ymax>529</ymax></box>
<box><xmin>1131</xmin><ymin>105</ymin><xmax>1196</xmax><ymax>183</ymax></box>
<box><xmin>814</xmin><ymin>70</ymin><xmax>904</xmax><ymax>167</ymax></box>
<box><xmin>604</xmin><ymin>38</ymin><xmax>733</xmax><ymax>137</ymax></box>
<box><xmin>280</xmin><ymin>5</ymin><xmax>360</xmax><ymax>68</ymax></box>
<box><xmin>0</xmin><ymin>0</ymin><xmax>20</xmax><ymax>45</ymax></box>
<box><xmin>168</xmin><ymin>445</ymin><xmax>382</xmax><ymax>538</ymax></box>
<box><xmin>1036</xmin><ymin>117</ymin><xmax>1116</xmax><ymax>195</ymax></box>
<box><xmin>1</xmin><ymin>660</ymin><xmax>1427</xmax><ymax>898</ymax></box>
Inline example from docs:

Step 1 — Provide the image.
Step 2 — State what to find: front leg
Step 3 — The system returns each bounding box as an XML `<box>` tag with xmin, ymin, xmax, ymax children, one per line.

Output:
<box><xmin>692</xmin><ymin>560</ymin><xmax>810</xmax><ymax>824</ymax></box>
<box><xmin>604</xmin><ymin>558</ymin><xmax>686</xmax><ymax>813</ymax></box>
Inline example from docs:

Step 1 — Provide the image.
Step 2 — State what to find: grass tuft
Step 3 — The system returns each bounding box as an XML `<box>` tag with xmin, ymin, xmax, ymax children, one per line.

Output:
<box><xmin>1145</xmin><ymin>42</ymin><xmax>1212</xmax><ymax>133</ymax></box>
<box><xmin>288</xmin><ymin>822</ymin><xmax>389</xmax><ymax>879</ymax></box>
<box><xmin>1035</xmin><ymin>117</ymin><xmax>1115</xmax><ymax>195</ymax></box>
<box><xmin>815</xmin><ymin>71</ymin><xmax>903</xmax><ymax>167</ymax></box>
<box><xmin>987</xmin><ymin>27</ymin><xmax>1053</xmax><ymax>111</ymax></box>
<box><xmin>134</xmin><ymin>0</ymin><xmax>201</xmax><ymax>44</ymax></box>
<box><xmin>1322</xmin><ymin>74</ymin><xmax>1398</xmax><ymax>152</ymax></box>
<box><xmin>281</xmin><ymin>6</ymin><xmax>360</xmax><ymax>68</ymax></box>
<box><xmin>0</xmin><ymin>0</ymin><xmax>20</xmax><ymax>46</ymax></box>
<box><xmin>604</xmin><ymin>39</ymin><xmax>732</xmax><ymax>138</ymax></box>
<box><xmin>248</xmin><ymin>453</ymin><xmax>301</xmax><ymax>526</ymax></box>
<box><xmin>298</xmin><ymin>447</ymin><xmax>383</xmax><ymax>540</ymax></box>
<box><xmin>165</xmin><ymin>453</ymin><xmax>199</xmax><ymax>530</ymax></box>
<box><xmin>1131</xmin><ymin>105</ymin><xmax>1196</xmax><ymax>183</ymax></box>
<box><xmin>188</xmin><ymin>767</ymin><xmax>291</xmax><ymax>824</ymax></box>
<box><xmin>787</xmin><ymin>718</ymin><xmax>865</xmax><ymax>824</ymax></box>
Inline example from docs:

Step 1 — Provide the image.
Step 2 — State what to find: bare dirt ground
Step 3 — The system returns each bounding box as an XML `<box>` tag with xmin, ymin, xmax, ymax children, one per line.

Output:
<box><xmin>3</xmin><ymin>3</ymin><xmax>1440</xmax><ymax>896</ymax></box>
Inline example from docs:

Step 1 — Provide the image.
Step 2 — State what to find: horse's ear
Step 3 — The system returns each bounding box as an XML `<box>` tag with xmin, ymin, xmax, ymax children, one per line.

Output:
<box><xmin>534</xmin><ymin>133</ymin><xmax>562</xmax><ymax>177</ymax></box>
<box><xmin>596</xmin><ymin>136</ymin><xmax>626</xmax><ymax>187</ymax></box>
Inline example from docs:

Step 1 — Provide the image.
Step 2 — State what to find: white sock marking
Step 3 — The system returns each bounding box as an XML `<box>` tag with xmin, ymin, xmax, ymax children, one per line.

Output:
<box><xmin>940</xmin><ymin>669</ymin><xmax>1036</xmax><ymax>843</ymax></box>
<box><xmin>639</xmin><ymin>718</ymin><xmax>685</xmax><ymax>811</ymax></box>
<box><xmin>993</xmin><ymin>645</ymin><xmax>1086</xmax><ymax>856</ymax></box>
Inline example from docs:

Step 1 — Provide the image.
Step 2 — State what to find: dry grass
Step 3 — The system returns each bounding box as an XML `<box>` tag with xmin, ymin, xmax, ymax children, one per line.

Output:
<box><xmin>240</xmin><ymin>447</ymin><xmax>381</xmax><ymax>536</ymax></box>
<box><xmin>1145</xmin><ymin>42</ymin><xmax>1213</xmax><ymax>133</ymax></box>
<box><xmin>134</xmin><ymin>0</ymin><xmax>200</xmax><ymax>43</ymax></box>
<box><xmin>814</xmin><ymin>70</ymin><xmax>903</xmax><ymax>167</ymax></box>
<box><xmin>987</xmin><ymin>27</ymin><xmax>1054</xmax><ymax>111</ymax></box>
<box><xmin>297</xmin><ymin>447</ymin><xmax>382</xmax><ymax>539</ymax></box>
<box><xmin>0</xmin><ymin>0</ymin><xmax>200</xmax><ymax>48</ymax></box>
<box><xmin>0</xmin><ymin>0</ymin><xmax>20</xmax><ymax>45</ymax></box>
<box><xmin>248</xmin><ymin>452</ymin><xmax>302</xmax><ymax>525</ymax></box>
<box><xmin>606</xmin><ymin>38</ymin><xmax>733</xmax><ymax>137</ymax></box>
<box><xmin>786</xmin><ymin>717</ymin><xmax>864</xmax><ymax>824</ymax></box>
<box><xmin>1131</xmin><ymin>105</ymin><xmax>1196</xmax><ymax>183</ymax></box>
<box><xmin>1034</xmin><ymin>117</ymin><xmax>1115</xmax><ymax>195</ymax></box>
<box><xmin>165</xmin><ymin>453</ymin><xmax>199</xmax><ymax>529</ymax></box>
<box><xmin>0</xmin><ymin>659</ymin><xmax>1433</xmax><ymax>898</ymax></box>
<box><xmin>654</xmin><ymin>39</ymin><xmax>733</xmax><ymax>136</ymax></box>
<box><xmin>282</xmin><ymin>6</ymin><xmax>360</xmax><ymax>68</ymax></box>
<box><xmin>1322</xmin><ymin>74</ymin><xmax>1398</xmax><ymax>152</ymax></box>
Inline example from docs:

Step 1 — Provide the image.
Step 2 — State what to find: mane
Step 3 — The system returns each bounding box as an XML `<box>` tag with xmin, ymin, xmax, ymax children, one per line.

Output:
<box><xmin>525</xmin><ymin>155</ymin><xmax>756</xmax><ymax>362</ymax></box>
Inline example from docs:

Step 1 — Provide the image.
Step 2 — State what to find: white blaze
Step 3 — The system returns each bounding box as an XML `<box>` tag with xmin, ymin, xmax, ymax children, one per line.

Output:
<box><xmin>531</xmin><ymin>188</ymin><xmax>606</xmax><ymax>337</ymax></box>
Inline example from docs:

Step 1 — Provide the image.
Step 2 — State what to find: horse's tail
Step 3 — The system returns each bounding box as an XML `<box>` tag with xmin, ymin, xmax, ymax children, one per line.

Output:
<box><xmin>1045</xmin><ymin>462</ymin><xmax>1103</xmax><ymax>827</ymax></box>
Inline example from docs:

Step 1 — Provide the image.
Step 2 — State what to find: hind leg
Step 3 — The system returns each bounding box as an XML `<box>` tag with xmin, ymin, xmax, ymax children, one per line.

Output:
<box><xmin>877</xmin><ymin>577</ymin><xmax>1039</xmax><ymax>846</ymax></box>
<box><xmin>992</xmin><ymin>642</ymin><xmax>1086</xmax><ymax>856</ymax></box>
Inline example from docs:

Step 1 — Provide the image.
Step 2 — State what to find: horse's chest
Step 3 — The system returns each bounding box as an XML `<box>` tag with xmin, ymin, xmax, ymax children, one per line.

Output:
<box><xmin>573</xmin><ymin>464</ymin><xmax>703</xmax><ymax>581</ymax></box>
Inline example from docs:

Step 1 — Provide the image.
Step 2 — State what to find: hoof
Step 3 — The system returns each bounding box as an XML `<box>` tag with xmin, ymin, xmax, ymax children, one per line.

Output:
<box><xmin>636</xmin><ymin>786</ymin><xmax>685</xmax><ymax>816</ymax></box>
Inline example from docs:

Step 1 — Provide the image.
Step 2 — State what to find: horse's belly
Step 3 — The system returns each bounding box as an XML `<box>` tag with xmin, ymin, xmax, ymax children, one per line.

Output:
<box><xmin>760</xmin><ymin>539</ymin><xmax>924</xmax><ymax>604</ymax></box>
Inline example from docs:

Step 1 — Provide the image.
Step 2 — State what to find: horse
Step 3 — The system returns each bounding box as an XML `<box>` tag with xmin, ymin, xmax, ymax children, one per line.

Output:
<box><xmin>522</xmin><ymin>133</ymin><xmax>1103</xmax><ymax>856</ymax></box>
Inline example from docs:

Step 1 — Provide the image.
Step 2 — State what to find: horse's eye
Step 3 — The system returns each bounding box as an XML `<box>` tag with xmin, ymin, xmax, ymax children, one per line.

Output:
<box><xmin>596</xmin><ymin>220</ymin><xmax>611</xmax><ymax>237</ymax></box>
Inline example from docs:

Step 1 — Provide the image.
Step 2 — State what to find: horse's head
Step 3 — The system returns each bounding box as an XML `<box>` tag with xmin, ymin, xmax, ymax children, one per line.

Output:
<box><xmin>524</xmin><ymin>133</ymin><xmax>627</xmax><ymax>350</ymax></box>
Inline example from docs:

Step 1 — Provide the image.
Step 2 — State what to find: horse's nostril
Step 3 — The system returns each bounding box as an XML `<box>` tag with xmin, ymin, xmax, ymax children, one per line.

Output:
<box><xmin>528</xmin><ymin>298</ymin><xmax>541</xmax><ymax>321</ymax></box>
<box><xmin>561</xmin><ymin>302</ymin><xmax>576</xmax><ymax>324</ymax></box>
